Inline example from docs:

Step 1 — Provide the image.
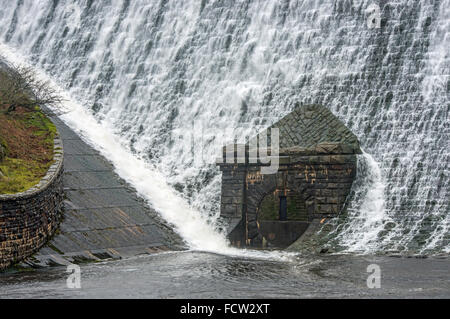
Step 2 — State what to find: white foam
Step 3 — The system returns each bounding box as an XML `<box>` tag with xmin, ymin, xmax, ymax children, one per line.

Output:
<box><xmin>332</xmin><ymin>152</ymin><xmax>396</xmax><ymax>253</ymax></box>
<box><xmin>0</xmin><ymin>42</ymin><xmax>295</xmax><ymax>262</ymax></box>
<box><xmin>1</xmin><ymin>0</ymin><xmax>448</xmax><ymax>255</ymax></box>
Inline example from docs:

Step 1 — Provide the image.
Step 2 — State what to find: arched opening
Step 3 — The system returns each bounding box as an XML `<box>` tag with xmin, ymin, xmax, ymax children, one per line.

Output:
<box><xmin>257</xmin><ymin>191</ymin><xmax>310</xmax><ymax>248</ymax></box>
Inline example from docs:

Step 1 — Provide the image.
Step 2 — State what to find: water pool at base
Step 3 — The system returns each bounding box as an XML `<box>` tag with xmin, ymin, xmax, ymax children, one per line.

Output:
<box><xmin>1</xmin><ymin>252</ymin><xmax>448</xmax><ymax>298</ymax></box>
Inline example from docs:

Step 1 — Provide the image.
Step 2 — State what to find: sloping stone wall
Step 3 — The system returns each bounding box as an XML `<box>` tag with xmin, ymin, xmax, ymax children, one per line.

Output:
<box><xmin>0</xmin><ymin>131</ymin><xmax>64</xmax><ymax>270</ymax></box>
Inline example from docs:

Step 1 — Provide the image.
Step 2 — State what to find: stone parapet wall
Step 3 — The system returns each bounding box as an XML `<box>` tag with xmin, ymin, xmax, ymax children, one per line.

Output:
<box><xmin>0</xmin><ymin>131</ymin><xmax>64</xmax><ymax>270</ymax></box>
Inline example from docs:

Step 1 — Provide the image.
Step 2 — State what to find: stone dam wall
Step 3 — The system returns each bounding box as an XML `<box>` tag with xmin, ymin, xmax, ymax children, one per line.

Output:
<box><xmin>0</xmin><ymin>133</ymin><xmax>64</xmax><ymax>270</ymax></box>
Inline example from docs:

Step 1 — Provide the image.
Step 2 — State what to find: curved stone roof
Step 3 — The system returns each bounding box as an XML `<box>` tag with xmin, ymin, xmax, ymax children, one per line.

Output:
<box><xmin>257</xmin><ymin>104</ymin><xmax>362</xmax><ymax>154</ymax></box>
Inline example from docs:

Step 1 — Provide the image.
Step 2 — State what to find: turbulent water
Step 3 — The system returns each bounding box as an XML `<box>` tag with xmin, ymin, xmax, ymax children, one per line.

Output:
<box><xmin>0</xmin><ymin>0</ymin><xmax>448</xmax><ymax>254</ymax></box>
<box><xmin>1</xmin><ymin>252</ymin><xmax>449</xmax><ymax>298</ymax></box>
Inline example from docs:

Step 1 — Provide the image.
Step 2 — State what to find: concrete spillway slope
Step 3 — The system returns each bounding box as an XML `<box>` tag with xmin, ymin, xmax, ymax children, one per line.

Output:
<box><xmin>24</xmin><ymin>113</ymin><xmax>185</xmax><ymax>268</ymax></box>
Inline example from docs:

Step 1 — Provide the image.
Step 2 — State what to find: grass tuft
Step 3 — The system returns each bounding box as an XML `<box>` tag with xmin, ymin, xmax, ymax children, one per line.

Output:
<box><xmin>0</xmin><ymin>106</ymin><xmax>55</xmax><ymax>194</ymax></box>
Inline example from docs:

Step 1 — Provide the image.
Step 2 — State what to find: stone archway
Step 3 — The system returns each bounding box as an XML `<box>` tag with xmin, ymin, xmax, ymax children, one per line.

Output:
<box><xmin>245</xmin><ymin>171</ymin><xmax>315</xmax><ymax>248</ymax></box>
<box><xmin>256</xmin><ymin>189</ymin><xmax>310</xmax><ymax>248</ymax></box>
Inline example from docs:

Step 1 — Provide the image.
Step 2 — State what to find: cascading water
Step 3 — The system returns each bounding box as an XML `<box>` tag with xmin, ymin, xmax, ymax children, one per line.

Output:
<box><xmin>0</xmin><ymin>0</ymin><xmax>448</xmax><ymax>255</ymax></box>
<box><xmin>326</xmin><ymin>151</ymin><xmax>397</xmax><ymax>253</ymax></box>
<box><xmin>0</xmin><ymin>43</ymin><xmax>296</xmax><ymax>261</ymax></box>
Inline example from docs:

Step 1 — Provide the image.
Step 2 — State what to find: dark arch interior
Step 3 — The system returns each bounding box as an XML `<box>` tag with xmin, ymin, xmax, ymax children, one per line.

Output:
<box><xmin>258</xmin><ymin>192</ymin><xmax>308</xmax><ymax>222</ymax></box>
<box><xmin>257</xmin><ymin>191</ymin><xmax>310</xmax><ymax>248</ymax></box>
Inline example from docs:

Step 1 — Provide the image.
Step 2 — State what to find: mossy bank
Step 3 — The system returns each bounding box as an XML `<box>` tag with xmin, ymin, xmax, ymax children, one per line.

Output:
<box><xmin>0</xmin><ymin>104</ymin><xmax>56</xmax><ymax>194</ymax></box>
<box><xmin>0</xmin><ymin>65</ymin><xmax>64</xmax><ymax>271</ymax></box>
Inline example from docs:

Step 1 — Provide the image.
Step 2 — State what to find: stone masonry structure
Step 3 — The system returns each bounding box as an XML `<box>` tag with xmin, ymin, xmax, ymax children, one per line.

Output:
<box><xmin>217</xmin><ymin>104</ymin><xmax>362</xmax><ymax>249</ymax></box>
<box><xmin>0</xmin><ymin>131</ymin><xmax>64</xmax><ymax>270</ymax></box>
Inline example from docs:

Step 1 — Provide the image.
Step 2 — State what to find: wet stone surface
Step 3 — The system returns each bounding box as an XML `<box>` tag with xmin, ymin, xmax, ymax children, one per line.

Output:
<box><xmin>18</xmin><ymin>115</ymin><xmax>185</xmax><ymax>269</ymax></box>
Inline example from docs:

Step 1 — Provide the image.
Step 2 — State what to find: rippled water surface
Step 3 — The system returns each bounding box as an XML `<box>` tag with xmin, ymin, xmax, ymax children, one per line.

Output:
<box><xmin>1</xmin><ymin>252</ymin><xmax>448</xmax><ymax>298</ymax></box>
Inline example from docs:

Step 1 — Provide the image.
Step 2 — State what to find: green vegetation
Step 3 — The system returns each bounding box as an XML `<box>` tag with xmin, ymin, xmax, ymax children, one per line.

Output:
<box><xmin>258</xmin><ymin>193</ymin><xmax>308</xmax><ymax>221</ymax></box>
<box><xmin>0</xmin><ymin>157</ymin><xmax>52</xmax><ymax>194</ymax></box>
<box><xmin>0</xmin><ymin>68</ymin><xmax>57</xmax><ymax>194</ymax></box>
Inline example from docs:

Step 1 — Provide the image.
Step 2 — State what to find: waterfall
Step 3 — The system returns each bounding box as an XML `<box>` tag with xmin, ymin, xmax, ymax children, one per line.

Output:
<box><xmin>0</xmin><ymin>0</ymin><xmax>448</xmax><ymax>254</ymax></box>
<box><xmin>0</xmin><ymin>42</ymin><xmax>296</xmax><ymax>261</ymax></box>
<box><xmin>419</xmin><ymin>0</ymin><xmax>450</xmax><ymax>254</ymax></box>
<box><xmin>327</xmin><ymin>152</ymin><xmax>397</xmax><ymax>253</ymax></box>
